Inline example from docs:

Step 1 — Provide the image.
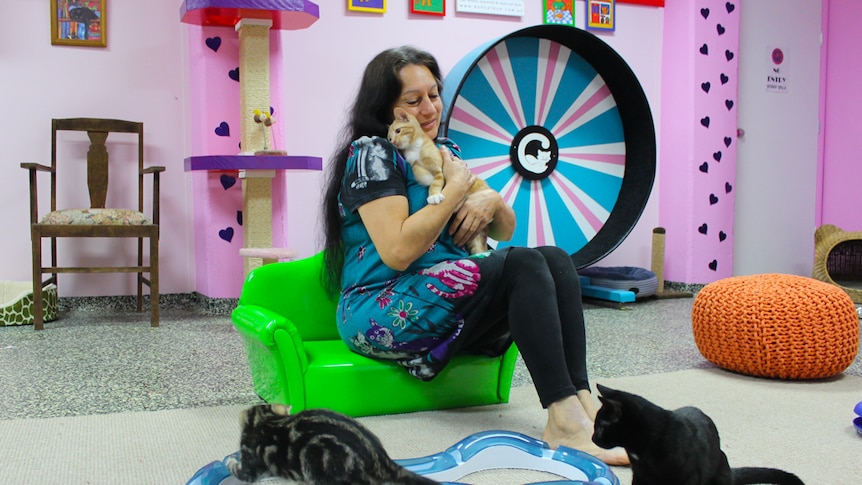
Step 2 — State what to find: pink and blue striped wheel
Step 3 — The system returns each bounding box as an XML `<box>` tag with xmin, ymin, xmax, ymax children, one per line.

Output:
<box><xmin>443</xmin><ymin>25</ymin><xmax>655</xmax><ymax>268</ymax></box>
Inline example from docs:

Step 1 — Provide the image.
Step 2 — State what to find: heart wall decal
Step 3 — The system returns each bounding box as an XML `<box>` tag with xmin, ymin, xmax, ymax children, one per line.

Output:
<box><xmin>218</xmin><ymin>227</ymin><xmax>234</xmax><ymax>243</ymax></box>
<box><xmin>205</xmin><ymin>36</ymin><xmax>221</xmax><ymax>52</ymax></box>
<box><xmin>220</xmin><ymin>174</ymin><xmax>236</xmax><ymax>190</ymax></box>
<box><xmin>215</xmin><ymin>122</ymin><xmax>230</xmax><ymax>137</ymax></box>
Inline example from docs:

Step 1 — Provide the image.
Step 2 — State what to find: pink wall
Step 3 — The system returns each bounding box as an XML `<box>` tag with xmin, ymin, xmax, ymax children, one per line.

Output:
<box><xmin>819</xmin><ymin>0</ymin><xmax>862</xmax><ymax>231</ymax></box>
<box><xmin>659</xmin><ymin>0</ymin><xmax>739</xmax><ymax>284</ymax></box>
<box><xmin>5</xmin><ymin>1</ymin><xmax>855</xmax><ymax>297</ymax></box>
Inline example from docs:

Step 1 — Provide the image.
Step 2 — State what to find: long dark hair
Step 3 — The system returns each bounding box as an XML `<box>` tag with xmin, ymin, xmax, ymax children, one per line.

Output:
<box><xmin>322</xmin><ymin>46</ymin><xmax>444</xmax><ymax>296</ymax></box>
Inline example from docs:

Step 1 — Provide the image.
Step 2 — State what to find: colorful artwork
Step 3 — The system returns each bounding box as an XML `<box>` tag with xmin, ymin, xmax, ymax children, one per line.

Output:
<box><xmin>586</xmin><ymin>0</ymin><xmax>615</xmax><ymax>31</ymax></box>
<box><xmin>412</xmin><ymin>0</ymin><xmax>445</xmax><ymax>16</ymax></box>
<box><xmin>544</xmin><ymin>1</ymin><xmax>574</xmax><ymax>26</ymax></box>
<box><xmin>51</xmin><ymin>0</ymin><xmax>106</xmax><ymax>47</ymax></box>
<box><xmin>348</xmin><ymin>0</ymin><xmax>386</xmax><ymax>13</ymax></box>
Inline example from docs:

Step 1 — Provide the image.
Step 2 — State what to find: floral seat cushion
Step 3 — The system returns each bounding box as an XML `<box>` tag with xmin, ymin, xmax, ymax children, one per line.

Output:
<box><xmin>40</xmin><ymin>208</ymin><xmax>151</xmax><ymax>225</ymax></box>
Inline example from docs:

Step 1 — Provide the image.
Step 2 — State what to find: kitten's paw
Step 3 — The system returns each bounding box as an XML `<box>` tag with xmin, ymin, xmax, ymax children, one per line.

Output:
<box><xmin>427</xmin><ymin>194</ymin><xmax>445</xmax><ymax>205</ymax></box>
<box><xmin>225</xmin><ymin>455</ymin><xmax>240</xmax><ymax>474</ymax></box>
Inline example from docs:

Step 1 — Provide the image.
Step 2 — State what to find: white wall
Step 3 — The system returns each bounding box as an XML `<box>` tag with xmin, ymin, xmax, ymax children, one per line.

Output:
<box><xmin>0</xmin><ymin>2</ymin><xmax>664</xmax><ymax>296</ymax></box>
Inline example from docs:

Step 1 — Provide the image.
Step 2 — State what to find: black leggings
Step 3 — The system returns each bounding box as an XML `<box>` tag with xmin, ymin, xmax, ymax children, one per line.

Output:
<box><xmin>461</xmin><ymin>246</ymin><xmax>589</xmax><ymax>408</ymax></box>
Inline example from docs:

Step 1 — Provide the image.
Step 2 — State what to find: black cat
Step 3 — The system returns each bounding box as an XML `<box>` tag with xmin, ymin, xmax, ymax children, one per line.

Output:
<box><xmin>226</xmin><ymin>403</ymin><xmax>439</xmax><ymax>485</ymax></box>
<box><xmin>592</xmin><ymin>384</ymin><xmax>804</xmax><ymax>485</ymax></box>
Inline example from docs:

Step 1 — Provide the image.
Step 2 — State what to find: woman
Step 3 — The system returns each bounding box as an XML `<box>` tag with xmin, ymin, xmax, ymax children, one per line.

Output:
<box><xmin>321</xmin><ymin>45</ymin><xmax>627</xmax><ymax>465</ymax></box>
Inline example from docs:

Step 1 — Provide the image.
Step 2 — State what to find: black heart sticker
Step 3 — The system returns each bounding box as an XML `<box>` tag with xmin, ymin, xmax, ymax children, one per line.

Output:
<box><xmin>725</xmin><ymin>99</ymin><xmax>734</xmax><ymax>110</ymax></box>
<box><xmin>725</xmin><ymin>50</ymin><xmax>734</xmax><ymax>61</ymax></box>
<box><xmin>720</xmin><ymin>73</ymin><xmax>729</xmax><ymax>84</ymax></box>
<box><xmin>709</xmin><ymin>194</ymin><xmax>719</xmax><ymax>205</ymax></box>
<box><xmin>205</xmin><ymin>36</ymin><xmax>221</xmax><ymax>52</ymax></box>
<box><xmin>220</xmin><ymin>174</ymin><xmax>236</xmax><ymax>190</ymax></box>
<box><xmin>709</xmin><ymin>260</ymin><xmax>718</xmax><ymax>271</ymax></box>
<box><xmin>718</xmin><ymin>231</ymin><xmax>727</xmax><ymax>242</ymax></box>
<box><xmin>726</xmin><ymin>2</ymin><xmax>736</xmax><ymax>14</ymax></box>
<box><xmin>725</xmin><ymin>182</ymin><xmax>733</xmax><ymax>193</ymax></box>
<box><xmin>701</xmin><ymin>8</ymin><xmax>710</xmax><ymax>19</ymax></box>
<box><xmin>700</xmin><ymin>117</ymin><xmax>710</xmax><ymax>128</ymax></box>
<box><xmin>701</xmin><ymin>82</ymin><xmax>711</xmax><ymax>93</ymax></box>
<box><xmin>699</xmin><ymin>44</ymin><xmax>709</xmax><ymax>55</ymax></box>
<box><xmin>713</xmin><ymin>151</ymin><xmax>722</xmax><ymax>162</ymax></box>
<box><xmin>724</xmin><ymin>136</ymin><xmax>732</xmax><ymax>147</ymax></box>
<box><xmin>218</xmin><ymin>227</ymin><xmax>234</xmax><ymax>243</ymax></box>
<box><xmin>698</xmin><ymin>223</ymin><xmax>708</xmax><ymax>235</ymax></box>
<box><xmin>215</xmin><ymin>122</ymin><xmax>230</xmax><ymax>137</ymax></box>
<box><xmin>229</xmin><ymin>67</ymin><xmax>240</xmax><ymax>82</ymax></box>
<box><xmin>716</xmin><ymin>24</ymin><xmax>726</xmax><ymax>35</ymax></box>
<box><xmin>699</xmin><ymin>162</ymin><xmax>709</xmax><ymax>173</ymax></box>
<box><xmin>236</xmin><ymin>210</ymin><xmax>243</xmax><ymax>226</ymax></box>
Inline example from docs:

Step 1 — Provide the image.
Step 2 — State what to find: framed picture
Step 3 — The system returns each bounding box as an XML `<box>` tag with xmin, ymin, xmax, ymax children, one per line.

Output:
<box><xmin>348</xmin><ymin>0</ymin><xmax>386</xmax><ymax>13</ymax></box>
<box><xmin>544</xmin><ymin>1</ymin><xmax>574</xmax><ymax>26</ymax></box>
<box><xmin>586</xmin><ymin>0</ymin><xmax>615</xmax><ymax>31</ymax></box>
<box><xmin>51</xmin><ymin>0</ymin><xmax>106</xmax><ymax>47</ymax></box>
<box><xmin>411</xmin><ymin>0</ymin><xmax>445</xmax><ymax>16</ymax></box>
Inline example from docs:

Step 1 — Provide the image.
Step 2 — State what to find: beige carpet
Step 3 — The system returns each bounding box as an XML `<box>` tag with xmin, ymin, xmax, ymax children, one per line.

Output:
<box><xmin>2</xmin><ymin>368</ymin><xmax>859</xmax><ymax>484</ymax></box>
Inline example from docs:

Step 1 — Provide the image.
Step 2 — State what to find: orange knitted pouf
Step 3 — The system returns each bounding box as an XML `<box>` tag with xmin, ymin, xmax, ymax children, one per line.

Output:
<box><xmin>692</xmin><ymin>274</ymin><xmax>859</xmax><ymax>379</ymax></box>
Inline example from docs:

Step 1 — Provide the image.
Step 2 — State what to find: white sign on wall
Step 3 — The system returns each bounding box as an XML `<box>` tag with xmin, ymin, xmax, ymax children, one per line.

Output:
<box><xmin>455</xmin><ymin>0</ymin><xmax>525</xmax><ymax>17</ymax></box>
<box><xmin>766</xmin><ymin>46</ymin><xmax>789</xmax><ymax>93</ymax></box>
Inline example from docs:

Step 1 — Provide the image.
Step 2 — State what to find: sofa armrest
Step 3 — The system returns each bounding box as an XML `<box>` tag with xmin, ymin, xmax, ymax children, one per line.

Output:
<box><xmin>232</xmin><ymin>304</ymin><xmax>309</xmax><ymax>373</ymax></box>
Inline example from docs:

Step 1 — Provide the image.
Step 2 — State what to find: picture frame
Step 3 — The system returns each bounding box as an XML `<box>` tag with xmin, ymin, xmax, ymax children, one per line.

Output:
<box><xmin>411</xmin><ymin>0</ymin><xmax>445</xmax><ymax>16</ymax></box>
<box><xmin>51</xmin><ymin>0</ymin><xmax>106</xmax><ymax>47</ymax></box>
<box><xmin>543</xmin><ymin>1</ymin><xmax>575</xmax><ymax>26</ymax></box>
<box><xmin>348</xmin><ymin>0</ymin><xmax>386</xmax><ymax>13</ymax></box>
<box><xmin>586</xmin><ymin>0</ymin><xmax>615</xmax><ymax>32</ymax></box>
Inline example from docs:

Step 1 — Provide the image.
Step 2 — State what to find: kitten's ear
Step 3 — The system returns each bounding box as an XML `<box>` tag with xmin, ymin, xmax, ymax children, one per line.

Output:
<box><xmin>393</xmin><ymin>107</ymin><xmax>410</xmax><ymax>122</ymax></box>
<box><xmin>271</xmin><ymin>403</ymin><xmax>291</xmax><ymax>416</ymax></box>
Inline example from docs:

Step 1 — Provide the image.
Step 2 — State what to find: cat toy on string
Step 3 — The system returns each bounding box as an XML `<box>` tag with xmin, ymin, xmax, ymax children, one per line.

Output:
<box><xmin>253</xmin><ymin>108</ymin><xmax>287</xmax><ymax>156</ymax></box>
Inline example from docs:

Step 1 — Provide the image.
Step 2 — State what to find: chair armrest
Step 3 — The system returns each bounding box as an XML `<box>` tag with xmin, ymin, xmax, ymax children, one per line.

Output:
<box><xmin>20</xmin><ymin>162</ymin><xmax>52</xmax><ymax>223</ymax></box>
<box><xmin>20</xmin><ymin>162</ymin><xmax>52</xmax><ymax>172</ymax></box>
<box><xmin>142</xmin><ymin>166</ymin><xmax>164</xmax><ymax>224</ymax></box>
<box><xmin>232</xmin><ymin>304</ymin><xmax>309</xmax><ymax>372</ymax></box>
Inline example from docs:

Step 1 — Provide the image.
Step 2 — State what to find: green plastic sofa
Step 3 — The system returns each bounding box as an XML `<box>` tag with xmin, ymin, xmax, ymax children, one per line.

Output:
<box><xmin>231</xmin><ymin>252</ymin><xmax>519</xmax><ymax>417</ymax></box>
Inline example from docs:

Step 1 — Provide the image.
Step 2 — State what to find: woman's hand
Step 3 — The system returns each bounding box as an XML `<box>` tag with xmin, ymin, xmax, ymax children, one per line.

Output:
<box><xmin>448</xmin><ymin>158</ymin><xmax>516</xmax><ymax>245</ymax></box>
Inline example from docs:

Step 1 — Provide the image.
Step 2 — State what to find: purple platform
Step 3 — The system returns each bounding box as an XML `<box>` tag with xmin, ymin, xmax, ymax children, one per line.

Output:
<box><xmin>184</xmin><ymin>155</ymin><xmax>322</xmax><ymax>172</ymax></box>
<box><xmin>180</xmin><ymin>0</ymin><xmax>319</xmax><ymax>30</ymax></box>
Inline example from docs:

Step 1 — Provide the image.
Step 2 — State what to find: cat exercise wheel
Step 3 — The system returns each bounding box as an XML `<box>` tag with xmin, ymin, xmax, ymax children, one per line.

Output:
<box><xmin>443</xmin><ymin>25</ymin><xmax>655</xmax><ymax>268</ymax></box>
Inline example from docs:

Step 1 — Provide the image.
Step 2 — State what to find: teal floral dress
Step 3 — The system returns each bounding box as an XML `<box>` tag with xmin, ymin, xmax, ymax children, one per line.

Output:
<box><xmin>337</xmin><ymin>135</ymin><xmax>512</xmax><ymax>381</ymax></box>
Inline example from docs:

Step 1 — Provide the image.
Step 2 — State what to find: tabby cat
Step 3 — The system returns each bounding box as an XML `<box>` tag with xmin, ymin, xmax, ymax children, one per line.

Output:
<box><xmin>592</xmin><ymin>384</ymin><xmax>804</xmax><ymax>485</ymax></box>
<box><xmin>387</xmin><ymin>107</ymin><xmax>491</xmax><ymax>254</ymax></box>
<box><xmin>226</xmin><ymin>403</ymin><xmax>438</xmax><ymax>485</ymax></box>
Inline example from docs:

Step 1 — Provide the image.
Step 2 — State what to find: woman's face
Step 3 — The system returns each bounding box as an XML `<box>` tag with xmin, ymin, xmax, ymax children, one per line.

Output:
<box><xmin>394</xmin><ymin>64</ymin><xmax>443</xmax><ymax>139</ymax></box>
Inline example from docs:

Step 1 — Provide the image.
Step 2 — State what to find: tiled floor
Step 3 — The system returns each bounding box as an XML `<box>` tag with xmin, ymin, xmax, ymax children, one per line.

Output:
<box><xmin>1</xmin><ymin>294</ymin><xmax>859</xmax><ymax>421</ymax></box>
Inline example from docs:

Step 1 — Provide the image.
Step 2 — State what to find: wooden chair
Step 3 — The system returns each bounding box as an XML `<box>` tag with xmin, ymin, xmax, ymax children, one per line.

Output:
<box><xmin>21</xmin><ymin>118</ymin><xmax>165</xmax><ymax>330</ymax></box>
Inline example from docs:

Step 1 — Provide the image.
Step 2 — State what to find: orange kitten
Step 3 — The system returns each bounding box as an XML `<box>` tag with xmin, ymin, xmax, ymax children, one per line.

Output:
<box><xmin>387</xmin><ymin>107</ymin><xmax>491</xmax><ymax>254</ymax></box>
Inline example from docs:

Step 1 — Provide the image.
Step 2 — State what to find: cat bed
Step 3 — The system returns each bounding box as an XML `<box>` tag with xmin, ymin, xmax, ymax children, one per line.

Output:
<box><xmin>812</xmin><ymin>224</ymin><xmax>862</xmax><ymax>303</ymax></box>
<box><xmin>186</xmin><ymin>430</ymin><xmax>620</xmax><ymax>485</ymax></box>
<box><xmin>0</xmin><ymin>281</ymin><xmax>58</xmax><ymax>326</ymax></box>
<box><xmin>692</xmin><ymin>273</ymin><xmax>860</xmax><ymax>379</ymax></box>
<box><xmin>579</xmin><ymin>266</ymin><xmax>658</xmax><ymax>299</ymax></box>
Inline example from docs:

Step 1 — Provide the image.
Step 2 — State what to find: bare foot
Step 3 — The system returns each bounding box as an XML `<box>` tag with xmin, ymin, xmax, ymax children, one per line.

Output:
<box><xmin>543</xmin><ymin>395</ymin><xmax>630</xmax><ymax>466</ymax></box>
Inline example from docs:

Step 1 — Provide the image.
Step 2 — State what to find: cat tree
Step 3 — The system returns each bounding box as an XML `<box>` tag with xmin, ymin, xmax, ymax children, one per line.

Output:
<box><xmin>180</xmin><ymin>0</ymin><xmax>321</xmax><ymax>295</ymax></box>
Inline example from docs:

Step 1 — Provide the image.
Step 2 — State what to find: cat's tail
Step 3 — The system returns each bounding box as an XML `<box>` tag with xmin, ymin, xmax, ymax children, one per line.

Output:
<box><xmin>732</xmin><ymin>466</ymin><xmax>804</xmax><ymax>485</ymax></box>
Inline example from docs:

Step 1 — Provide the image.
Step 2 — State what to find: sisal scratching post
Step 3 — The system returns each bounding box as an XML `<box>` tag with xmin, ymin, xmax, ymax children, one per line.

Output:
<box><xmin>651</xmin><ymin>227</ymin><xmax>692</xmax><ymax>299</ymax></box>
<box><xmin>237</xmin><ymin>18</ymin><xmax>276</xmax><ymax>275</ymax></box>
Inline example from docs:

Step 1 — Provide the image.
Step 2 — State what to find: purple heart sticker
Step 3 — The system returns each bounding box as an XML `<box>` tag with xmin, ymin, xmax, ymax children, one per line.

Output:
<box><xmin>215</xmin><ymin>122</ymin><xmax>230</xmax><ymax>137</ymax></box>
<box><xmin>218</xmin><ymin>227</ymin><xmax>234</xmax><ymax>243</ymax></box>
<box><xmin>205</xmin><ymin>36</ymin><xmax>221</xmax><ymax>52</ymax></box>
<box><xmin>229</xmin><ymin>67</ymin><xmax>240</xmax><ymax>82</ymax></box>
<box><xmin>220</xmin><ymin>174</ymin><xmax>236</xmax><ymax>190</ymax></box>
